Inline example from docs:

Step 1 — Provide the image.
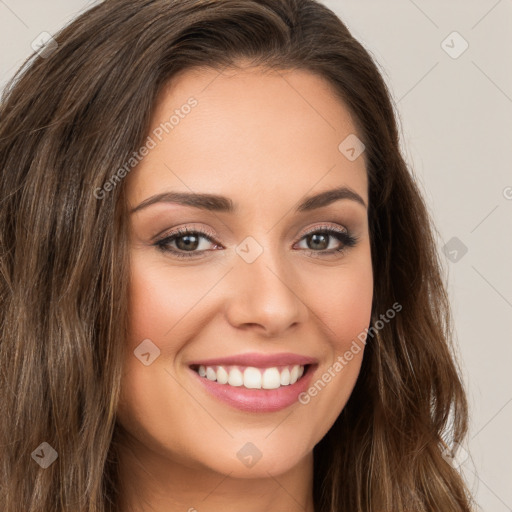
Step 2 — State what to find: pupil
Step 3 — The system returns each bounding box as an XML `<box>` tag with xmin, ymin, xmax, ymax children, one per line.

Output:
<box><xmin>176</xmin><ymin>235</ymin><xmax>199</xmax><ymax>251</ymax></box>
<box><xmin>309</xmin><ymin>233</ymin><xmax>328</xmax><ymax>250</ymax></box>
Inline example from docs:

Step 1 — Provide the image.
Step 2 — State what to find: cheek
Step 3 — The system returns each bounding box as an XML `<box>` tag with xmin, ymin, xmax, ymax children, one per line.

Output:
<box><xmin>303</xmin><ymin>251</ymin><xmax>373</xmax><ymax>352</ymax></box>
<box><xmin>118</xmin><ymin>257</ymin><xmax>209</xmax><ymax>456</ymax></box>
<box><xmin>328</xmin><ymin>272</ymin><xmax>373</xmax><ymax>348</ymax></box>
<box><xmin>295</xmin><ymin>250</ymin><xmax>373</xmax><ymax>414</ymax></box>
<box><xmin>119</xmin><ymin>257</ymin><xmax>198</xmax><ymax>416</ymax></box>
<box><xmin>126</xmin><ymin>256</ymin><xmax>215</xmax><ymax>348</ymax></box>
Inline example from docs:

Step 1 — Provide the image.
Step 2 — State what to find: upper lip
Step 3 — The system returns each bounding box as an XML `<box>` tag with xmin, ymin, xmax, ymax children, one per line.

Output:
<box><xmin>188</xmin><ymin>352</ymin><xmax>318</xmax><ymax>368</ymax></box>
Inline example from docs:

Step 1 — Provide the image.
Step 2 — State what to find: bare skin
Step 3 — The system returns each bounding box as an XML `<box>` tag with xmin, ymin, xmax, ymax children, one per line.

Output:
<box><xmin>117</xmin><ymin>63</ymin><xmax>373</xmax><ymax>512</ymax></box>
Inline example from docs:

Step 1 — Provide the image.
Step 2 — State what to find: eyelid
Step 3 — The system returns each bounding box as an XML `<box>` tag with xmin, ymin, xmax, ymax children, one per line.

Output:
<box><xmin>297</xmin><ymin>223</ymin><xmax>349</xmax><ymax>238</ymax></box>
<box><xmin>153</xmin><ymin>224</ymin><xmax>219</xmax><ymax>244</ymax></box>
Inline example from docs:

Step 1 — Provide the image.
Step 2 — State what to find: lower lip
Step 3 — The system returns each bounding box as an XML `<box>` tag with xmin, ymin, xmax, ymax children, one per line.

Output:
<box><xmin>189</xmin><ymin>365</ymin><xmax>317</xmax><ymax>412</ymax></box>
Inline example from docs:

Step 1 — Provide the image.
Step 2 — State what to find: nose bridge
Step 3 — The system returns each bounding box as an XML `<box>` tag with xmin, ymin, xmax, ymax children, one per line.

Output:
<box><xmin>223</xmin><ymin>235</ymin><xmax>308</xmax><ymax>336</ymax></box>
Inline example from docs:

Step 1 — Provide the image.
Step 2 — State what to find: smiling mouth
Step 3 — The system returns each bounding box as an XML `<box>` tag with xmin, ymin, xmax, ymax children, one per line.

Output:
<box><xmin>189</xmin><ymin>363</ymin><xmax>310</xmax><ymax>390</ymax></box>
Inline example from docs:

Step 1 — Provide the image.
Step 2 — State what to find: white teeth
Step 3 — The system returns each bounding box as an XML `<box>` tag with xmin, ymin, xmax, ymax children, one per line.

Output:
<box><xmin>194</xmin><ymin>364</ymin><xmax>306</xmax><ymax>389</ymax></box>
<box><xmin>262</xmin><ymin>368</ymin><xmax>281</xmax><ymax>389</ymax></box>
<box><xmin>243</xmin><ymin>367</ymin><xmax>262</xmax><ymax>389</ymax></box>
<box><xmin>227</xmin><ymin>368</ymin><xmax>243</xmax><ymax>387</ymax></box>
<box><xmin>290</xmin><ymin>365</ymin><xmax>299</xmax><ymax>385</ymax></box>
<box><xmin>216</xmin><ymin>366</ymin><xmax>229</xmax><ymax>384</ymax></box>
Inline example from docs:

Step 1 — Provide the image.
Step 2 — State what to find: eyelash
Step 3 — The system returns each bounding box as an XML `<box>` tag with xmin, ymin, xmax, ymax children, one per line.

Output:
<box><xmin>154</xmin><ymin>224</ymin><xmax>359</xmax><ymax>260</ymax></box>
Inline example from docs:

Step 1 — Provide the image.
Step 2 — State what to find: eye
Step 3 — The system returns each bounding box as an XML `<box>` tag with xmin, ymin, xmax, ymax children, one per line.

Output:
<box><xmin>294</xmin><ymin>225</ymin><xmax>358</xmax><ymax>257</ymax></box>
<box><xmin>154</xmin><ymin>227</ymin><xmax>221</xmax><ymax>259</ymax></box>
<box><xmin>153</xmin><ymin>224</ymin><xmax>358</xmax><ymax>259</ymax></box>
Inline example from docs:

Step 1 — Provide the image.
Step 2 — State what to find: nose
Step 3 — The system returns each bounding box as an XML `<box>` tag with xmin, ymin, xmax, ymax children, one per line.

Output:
<box><xmin>223</xmin><ymin>247</ymin><xmax>309</xmax><ymax>338</ymax></box>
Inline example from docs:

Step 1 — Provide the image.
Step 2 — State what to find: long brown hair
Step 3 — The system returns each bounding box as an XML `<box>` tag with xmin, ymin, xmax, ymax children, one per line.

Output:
<box><xmin>0</xmin><ymin>0</ymin><xmax>474</xmax><ymax>510</ymax></box>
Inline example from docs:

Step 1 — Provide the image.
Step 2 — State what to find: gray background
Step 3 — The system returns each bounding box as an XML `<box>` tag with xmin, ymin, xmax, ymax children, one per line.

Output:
<box><xmin>1</xmin><ymin>1</ymin><xmax>511</xmax><ymax>510</ymax></box>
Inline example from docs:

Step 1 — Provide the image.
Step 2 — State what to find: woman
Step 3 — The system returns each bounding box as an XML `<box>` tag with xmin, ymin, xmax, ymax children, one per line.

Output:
<box><xmin>0</xmin><ymin>0</ymin><xmax>474</xmax><ymax>511</ymax></box>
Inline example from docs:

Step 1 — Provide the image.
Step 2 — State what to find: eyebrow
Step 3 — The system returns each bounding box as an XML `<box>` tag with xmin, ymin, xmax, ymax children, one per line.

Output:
<box><xmin>130</xmin><ymin>185</ymin><xmax>367</xmax><ymax>214</ymax></box>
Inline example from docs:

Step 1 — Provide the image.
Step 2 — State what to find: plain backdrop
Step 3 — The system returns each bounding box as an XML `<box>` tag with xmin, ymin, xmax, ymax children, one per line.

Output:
<box><xmin>1</xmin><ymin>1</ymin><xmax>511</xmax><ymax>511</ymax></box>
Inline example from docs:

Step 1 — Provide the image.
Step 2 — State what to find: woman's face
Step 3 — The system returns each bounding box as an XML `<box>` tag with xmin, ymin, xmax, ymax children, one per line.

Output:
<box><xmin>119</xmin><ymin>64</ymin><xmax>373</xmax><ymax>478</ymax></box>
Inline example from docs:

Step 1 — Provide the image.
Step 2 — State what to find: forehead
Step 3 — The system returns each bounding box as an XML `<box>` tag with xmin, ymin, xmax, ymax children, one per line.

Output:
<box><xmin>126</xmin><ymin>65</ymin><xmax>367</xmax><ymax>209</ymax></box>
